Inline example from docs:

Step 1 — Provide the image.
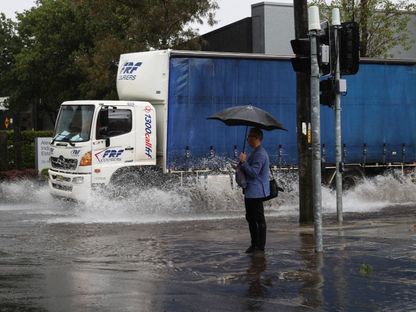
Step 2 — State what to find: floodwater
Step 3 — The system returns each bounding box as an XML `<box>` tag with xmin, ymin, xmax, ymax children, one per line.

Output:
<box><xmin>0</xmin><ymin>172</ymin><xmax>415</xmax><ymax>311</ymax></box>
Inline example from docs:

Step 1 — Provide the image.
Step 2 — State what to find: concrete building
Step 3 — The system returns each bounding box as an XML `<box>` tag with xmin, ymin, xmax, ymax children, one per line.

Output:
<box><xmin>201</xmin><ymin>2</ymin><xmax>416</xmax><ymax>59</ymax></box>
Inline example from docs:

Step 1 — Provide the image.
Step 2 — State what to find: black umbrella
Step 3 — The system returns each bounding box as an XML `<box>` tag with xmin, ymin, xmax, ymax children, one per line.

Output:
<box><xmin>207</xmin><ymin>105</ymin><xmax>287</xmax><ymax>152</ymax></box>
<box><xmin>208</xmin><ymin>105</ymin><xmax>287</xmax><ymax>131</ymax></box>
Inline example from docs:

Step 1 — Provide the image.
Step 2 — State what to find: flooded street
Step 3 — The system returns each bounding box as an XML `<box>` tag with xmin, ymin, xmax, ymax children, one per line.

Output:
<box><xmin>0</xmin><ymin>174</ymin><xmax>415</xmax><ymax>311</ymax></box>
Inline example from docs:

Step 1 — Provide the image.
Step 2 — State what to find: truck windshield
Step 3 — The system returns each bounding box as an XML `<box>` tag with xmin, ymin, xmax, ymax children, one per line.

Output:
<box><xmin>53</xmin><ymin>105</ymin><xmax>95</xmax><ymax>142</ymax></box>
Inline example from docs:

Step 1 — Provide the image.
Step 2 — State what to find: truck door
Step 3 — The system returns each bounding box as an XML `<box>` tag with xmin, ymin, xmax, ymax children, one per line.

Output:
<box><xmin>92</xmin><ymin>107</ymin><xmax>135</xmax><ymax>183</ymax></box>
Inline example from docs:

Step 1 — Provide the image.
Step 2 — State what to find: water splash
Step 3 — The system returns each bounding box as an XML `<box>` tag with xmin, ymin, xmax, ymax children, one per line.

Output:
<box><xmin>0</xmin><ymin>170</ymin><xmax>415</xmax><ymax>223</ymax></box>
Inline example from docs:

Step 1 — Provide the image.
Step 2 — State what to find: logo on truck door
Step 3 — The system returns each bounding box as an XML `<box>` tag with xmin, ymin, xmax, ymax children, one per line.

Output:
<box><xmin>95</xmin><ymin>148</ymin><xmax>125</xmax><ymax>162</ymax></box>
<box><xmin>144</xmin><ymin>114</ymin><xmax>153</xmax><ymax>158</ymax></box>
<box><xmin>119</xmin><ymin>62</ymin><xmax>142</xmax><ymax>80</ymax></box>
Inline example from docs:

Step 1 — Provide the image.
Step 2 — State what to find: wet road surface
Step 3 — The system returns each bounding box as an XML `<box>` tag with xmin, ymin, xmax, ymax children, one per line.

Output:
<box><xmin>0</xmin><ymin>177</ymin><xmax>415</xmax><ymax>311</ymax></box>
<box><xmin>0</xmin><ymin>206</ymin><xmax>415</xmax><ymax>310</ymax></box>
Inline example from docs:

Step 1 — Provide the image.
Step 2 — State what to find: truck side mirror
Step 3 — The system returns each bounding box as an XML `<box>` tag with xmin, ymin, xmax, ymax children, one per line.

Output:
<box><xmin>105</xmin><ymin>137</ymin><xmax>110</xmax><ymax>147</ymax></box>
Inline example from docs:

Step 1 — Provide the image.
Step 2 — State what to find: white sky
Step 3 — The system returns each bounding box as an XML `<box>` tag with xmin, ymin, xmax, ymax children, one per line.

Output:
<box><xmin>1</xmin><ymin>0</ymin><xmax>37</xmax><ymax>18</ymax></box>
<box><xmin>0</xmin><ymin>0</ymin><xmax>289</xmax><ymax>34</ymax></box>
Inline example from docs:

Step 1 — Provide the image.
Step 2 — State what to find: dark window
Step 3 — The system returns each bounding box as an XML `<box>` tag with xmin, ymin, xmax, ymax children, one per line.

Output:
<box><xmin>96</xmin><ymin>109</ymin><xmax>132</xmax><ymax>139</ymax></box>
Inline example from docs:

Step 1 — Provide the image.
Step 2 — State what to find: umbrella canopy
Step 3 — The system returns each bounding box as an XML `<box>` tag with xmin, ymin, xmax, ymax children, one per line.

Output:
<box><xmin>207</xmin><ymin>105</ymin><xmax>287</xmax><ymax>131</ymax></box>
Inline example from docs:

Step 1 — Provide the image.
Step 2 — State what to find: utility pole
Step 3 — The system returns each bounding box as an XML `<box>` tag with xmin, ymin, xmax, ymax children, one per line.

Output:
<box><xmin>293</xmin><ymin>0</ymin><xmax>313</xmax><ymax>224</ymax></box>
<box><xmin>332</xmin><ymin>8</ymin><xmax>343</xmax><ymax>224</ymax></box>
<box><xmin>309</xmin><ymin>6</ymin><xmax>323</xmax><ymax>253</ymax></box>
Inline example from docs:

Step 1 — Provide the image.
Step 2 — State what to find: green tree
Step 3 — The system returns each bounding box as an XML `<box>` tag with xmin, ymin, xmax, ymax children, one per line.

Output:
<box><xmin>12</xmin><ymin>0</ymin><xmax>93</xmax><ymax>127</ymax></box>
<box><xmin>0</xmin><ymin>14</ymin><xmax>21</xmax><ymax>99</ymax></box>
<box><xmin>73</xmin><ymin>0</ymin><xmax>218</xmax><ymax>99</ymax></box>
<box><xmin>310</xmin><ymin>0</ymin><xmax>416</xmax><ymax>58</ymax></box>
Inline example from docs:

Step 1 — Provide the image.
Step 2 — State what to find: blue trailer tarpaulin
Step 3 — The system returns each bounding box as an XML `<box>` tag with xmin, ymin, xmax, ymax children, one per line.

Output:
<box><xmin>166</xmin><ymin>56</ymin><xmax>297</xmax><ymax>169</ymax></box>
<box><xmin>166</xmin><ymin>54</ymin><xmax>416</xmax><ymax>170</ymax></box>
<box><xmin>321</xmin><ymin>62</ymin><xmax>416</xmax><ymax>164</ymax></box>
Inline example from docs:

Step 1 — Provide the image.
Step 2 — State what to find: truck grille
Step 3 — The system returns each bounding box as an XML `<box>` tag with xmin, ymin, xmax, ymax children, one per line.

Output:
<box><xmin>50</xmin><ymin>174</ymin><xmax>71</xmax><ymax>182</ymax></box>
<box><xmin>52</xmin><ymin>183</ymin><xmax>73</xmax><ymax>192</ymax></box>
<box><xmin>50</xmin><ymin>156</ymin><xmax>78</xmax><ymax>170</ymax></box>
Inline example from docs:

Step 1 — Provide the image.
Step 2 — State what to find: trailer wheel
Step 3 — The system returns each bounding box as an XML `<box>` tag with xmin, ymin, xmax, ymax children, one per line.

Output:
<box><xmin>342</xmin><ymin>174</ymin><xmax>357</xmax><ymax>190</ymax></box>
<box><xmin>342</xmin><ymin>168</ymin><xmax>364</xmax><ymax>190</ymax></box>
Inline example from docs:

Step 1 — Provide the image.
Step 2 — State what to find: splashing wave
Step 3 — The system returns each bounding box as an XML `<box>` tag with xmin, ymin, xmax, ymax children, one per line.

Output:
<box><xmin>0</xmin><ymin>170</ymin><xmax>415</xmax><ymax>223</ymax></box>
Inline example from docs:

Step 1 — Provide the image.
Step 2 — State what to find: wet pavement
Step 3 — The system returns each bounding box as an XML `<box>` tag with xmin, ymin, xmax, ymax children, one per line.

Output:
<box><xmin>0</xmin><ymin>175</ymin><xmax>416</xmax><ymax>311</ymax></box>
<box><xmin>0</xmin><ymin>198</ymin><xmax>415</xmax><ymax>311</ymax></box>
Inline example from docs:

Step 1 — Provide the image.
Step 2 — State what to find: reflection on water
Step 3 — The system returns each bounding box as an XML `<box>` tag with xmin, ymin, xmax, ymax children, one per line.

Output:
<box><xmin>245</xmin><ymin>254</ymin><xmax>268</xmax><ymax>311</ymax></box>
<box><xmin>297</xmin><ymin>233</ymin><xmax>324</xmax><ymax>309</ymax></box>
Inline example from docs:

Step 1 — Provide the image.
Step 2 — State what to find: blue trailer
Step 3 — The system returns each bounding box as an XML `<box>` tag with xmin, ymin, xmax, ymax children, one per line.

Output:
<box><xmin>148</xmin><ymin>51</ymin><xmax>416</xmax><ymax>175</ymax></box>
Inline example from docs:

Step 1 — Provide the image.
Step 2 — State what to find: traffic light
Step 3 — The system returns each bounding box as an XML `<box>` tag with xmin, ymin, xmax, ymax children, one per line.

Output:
<box><xmin>320</xmin><ymin>78</ymin><xmax>336</xmax><ymax>108</ymax></box>
<box><xmin>340</xmin><ymin>21</ymin><xmax>360</xmax><ymax>75</ymax></box>
<box><xmin>290</xmin><ymin>38</ymin><xmax>310</xmax><ymax>73</ymax></box>
<box><xmin>290</xmin><ymin>21</ymin><xmax>333</xmax><ymax>75</ymax></box>
<box><xmin>318</xmin><ymin>21</ymin><xmax>333</xmax><ymax>76</ymax></box>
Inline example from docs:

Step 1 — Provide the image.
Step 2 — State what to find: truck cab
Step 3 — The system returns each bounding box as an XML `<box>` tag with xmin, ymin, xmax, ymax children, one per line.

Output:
<box><xmin>49</xmin><ymin>100</ymin><xmax>156</xmax><ymax>200</ymax></box>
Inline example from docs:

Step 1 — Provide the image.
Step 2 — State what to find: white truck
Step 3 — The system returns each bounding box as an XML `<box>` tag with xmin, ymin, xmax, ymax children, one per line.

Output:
<box><xmin>49</xmin><ymin>100</ymin><xmax>157</xmax><ymax>200</ymax></box>
<box><xmin>49</xmin><ymin>50</ymin><xmax>295</xmax><ymax>200</ymax></box>
<box><xmin>48</xmin><ymin>51</ymin><xmax>166</xmax><ymax>200</ymax></box>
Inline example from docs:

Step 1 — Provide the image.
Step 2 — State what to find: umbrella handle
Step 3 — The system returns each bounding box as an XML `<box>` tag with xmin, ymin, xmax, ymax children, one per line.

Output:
<box><xmin>242</xmin><ymin>126</ymin><xmax>248</xmax><ymax>153</ymax></box>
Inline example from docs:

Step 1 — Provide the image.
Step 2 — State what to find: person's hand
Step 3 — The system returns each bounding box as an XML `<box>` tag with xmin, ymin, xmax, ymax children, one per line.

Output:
<box><xmin>240</xmin><ymin>152</ymin><xmax>247</xmax><ymax>163</ymax></box>
<box><xmin>230</xmin><ymin>159</ymin><xmax>239</xmax><ymax>169</ymax></box>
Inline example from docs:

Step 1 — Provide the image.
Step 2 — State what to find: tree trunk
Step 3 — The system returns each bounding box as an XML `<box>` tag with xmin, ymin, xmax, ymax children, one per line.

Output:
<box><xmin>359</xmin><ymin>0</ymin><xmax>369</xmax><ymax>57</ymax></box>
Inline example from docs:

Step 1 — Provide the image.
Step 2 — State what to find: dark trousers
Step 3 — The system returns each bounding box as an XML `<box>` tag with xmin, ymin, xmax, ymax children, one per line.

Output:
<box><xmin>244</xmin><ymin>198</ymin><xmax>267</xmax><ymax>250</ymax></box>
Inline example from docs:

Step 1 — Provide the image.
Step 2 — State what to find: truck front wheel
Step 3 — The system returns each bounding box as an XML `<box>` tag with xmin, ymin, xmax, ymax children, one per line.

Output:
<box><xmin>108</xmin><ymin>166</ymin><xmax>165</xmax><ymax>197</ymax></box>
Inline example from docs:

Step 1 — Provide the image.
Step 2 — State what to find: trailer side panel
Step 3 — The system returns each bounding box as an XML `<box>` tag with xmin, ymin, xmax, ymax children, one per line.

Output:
<box><xmin>166</xmin><ymin>56</ymin><xmax>297</xmax><ymax>170</ymax></box>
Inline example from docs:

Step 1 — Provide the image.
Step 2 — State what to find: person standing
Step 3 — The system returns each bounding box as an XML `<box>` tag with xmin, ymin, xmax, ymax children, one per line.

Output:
<box><xmin>240</xmin><ymin>127</ymin><xmax>270</xmax><ymax>254</ymax></box>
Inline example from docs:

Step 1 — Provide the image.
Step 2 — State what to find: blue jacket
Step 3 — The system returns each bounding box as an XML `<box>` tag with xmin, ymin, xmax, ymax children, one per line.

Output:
<box><xmin>241</xmin><ymin>145</ymin><xmax>270</xmax><ymax>199</ymax></box>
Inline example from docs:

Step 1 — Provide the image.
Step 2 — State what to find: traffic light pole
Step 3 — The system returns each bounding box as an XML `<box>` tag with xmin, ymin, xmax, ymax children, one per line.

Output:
<box><xmin>309</xmin><ymin>7</ymin><xmax>323</xmax><ymax>253</ymax></box>
<box><xmin>333</xmin><ymin>10</ymin><xmax>343</xmax><ymax>224</ymax></box>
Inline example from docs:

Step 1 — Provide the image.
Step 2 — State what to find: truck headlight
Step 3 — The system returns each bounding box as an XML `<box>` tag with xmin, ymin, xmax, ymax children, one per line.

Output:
<box><xmin>72</xmin><ymin>177</ymin><xmax>84</xmax><ymax>184</ymax></box>
<box><xmin>80</xmin><ymin>152</ymin><xmax>92</xmax><ymax>166</ymax></box>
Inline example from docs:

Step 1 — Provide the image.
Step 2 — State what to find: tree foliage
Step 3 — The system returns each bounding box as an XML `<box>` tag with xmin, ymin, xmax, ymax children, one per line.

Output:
<box><xmin>310</xmin><ymin>0</ymin><xmax>416</xmax><ymax>58</ymax></box>
<box><xmin>0</xmin><ymin>0</ymin><xmax>218</xmax><ymax>128</ymax></box>
<box><xmin>13</xmin><ymin>0</ymin><xmax>93</xmax><ymax>123</ymax></box>
<box><xmin>72</xmin><ymin>0</ymin><xmax>218</xmax><ymax>99</ymax></box>
<box><xmin>0</xmin><ymin>14</ymin><xmax>21</xmax><ymax>104</ymax></box>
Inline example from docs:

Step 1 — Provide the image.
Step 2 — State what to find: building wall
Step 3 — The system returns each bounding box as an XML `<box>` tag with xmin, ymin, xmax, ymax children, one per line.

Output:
<box><xmin>251</xmin><ymin>3</ymin><xmax>265</xmax><ymax>53</ymax></box>
<box><xmin>253</xmin><ymin>2</ymin><xmax>294</xmax><ymax>55</ymax></box>
<box><xmin>201</xmin><ymin>2</ymin><xmax>416</xmax><ymax>60</ymax></box>
<box><xmin>389</xmin><ymin>13</ymin><xmax>416</xmax><ymax>59</ymax></box>
<box><xmin>201</xmin><ymin>18</ymin><xmax>252</xmax><ymax>53</ymax></box>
